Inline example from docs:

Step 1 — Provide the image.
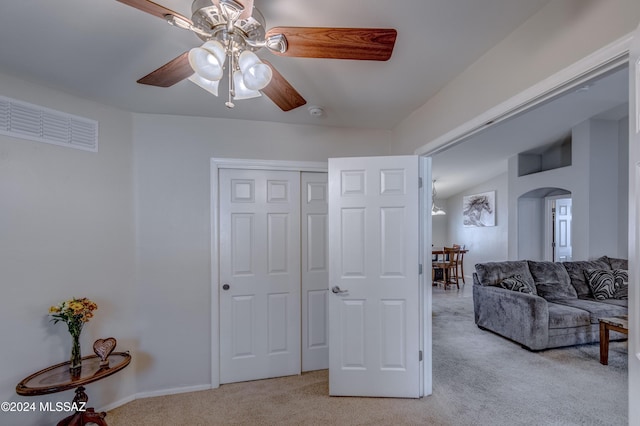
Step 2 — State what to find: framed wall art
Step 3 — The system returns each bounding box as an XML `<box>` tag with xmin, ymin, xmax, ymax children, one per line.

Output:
<box><xmin>463</xmin><ymin>191</ymin><xmax>495</xmax><ymax>227</ymax></box>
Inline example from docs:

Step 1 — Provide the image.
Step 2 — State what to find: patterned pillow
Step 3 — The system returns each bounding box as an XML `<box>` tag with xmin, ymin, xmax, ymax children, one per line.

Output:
<box><xmin>613</xmin><ymin>269</ymin><xmax>628</xmax><ymax>300</ymax></box>
<box><xmin>500</xmin><ymin>275</ymin><xmax>534</xmax><ymax>294</ymax></box>
<box><xmin>585</xmin><ymin>269</ymin><xmax>619</xmax><ymax>300</ymax></box>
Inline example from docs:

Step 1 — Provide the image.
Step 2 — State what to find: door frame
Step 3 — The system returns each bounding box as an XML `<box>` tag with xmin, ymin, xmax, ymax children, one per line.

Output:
<box><xmin>413</xmin><ymin>30</ymin><xmax>637</xmax><ymax>422</ymax></box>
<box><xmin>210</xmin><ymin>158</ymin><xmax>327</xmax><ymax>388</ymax></box>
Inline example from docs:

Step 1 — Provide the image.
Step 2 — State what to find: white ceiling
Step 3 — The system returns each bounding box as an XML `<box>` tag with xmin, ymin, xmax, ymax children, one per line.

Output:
<box><xmin>431</xmin><ymin>66</ymin><xmax>629</xmax><ymax>199</ymax></box>
<box><xmin>2</xmin><ymin>0</ymin><xmax>623</xmax><ymax>199</ymax></box>
<box><xmin>0</xmin><ymin>0</ymin><xmax>552</xmax><ymax>130</ymax></box>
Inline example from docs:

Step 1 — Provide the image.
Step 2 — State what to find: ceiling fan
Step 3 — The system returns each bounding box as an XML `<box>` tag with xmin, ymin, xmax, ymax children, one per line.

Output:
<box><xmin>116</xmin><ymin>0</ymin><xmax>397</xmax><ymax>111</ymax></box>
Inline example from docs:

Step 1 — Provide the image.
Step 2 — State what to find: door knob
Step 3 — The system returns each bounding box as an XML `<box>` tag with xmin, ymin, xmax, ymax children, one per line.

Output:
<box><xmin>331</xmin><ymin>285</ymin><xmax>348</xmax><ymax>294</ymax></box>
<box><xmin>222</xmin><ymin>284</ymin><xmax>230</xmax><ymax>290</ymax></box>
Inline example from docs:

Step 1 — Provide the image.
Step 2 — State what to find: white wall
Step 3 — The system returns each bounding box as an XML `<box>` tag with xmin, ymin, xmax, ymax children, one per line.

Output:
<box><xmin>0</xmin><ymin>72</ymin><xmax>136</xmax><ymax>426</ymax></box>
<box><xmin>443</xmin><ymin>173</ymin><xmax>509</xmax><ymax>280</ymax></box>
<box><xmin>132</xmin><ymin>113</ymin><xmax>391</xmax><ymax>394</ymax></box>
<box><xmin>517</xmin><ymin>197</ymin><xmax>545</xmax><ymax>260</ymax></box>
<box><xmin>392</xmin><ymin>0</ymin><xmax>640</xmax><ymax>155</ymax></box>
<box><xmin>431</xmin><ymin>215</ymin><xmax>448</xmax><ymax>247</ymax></box>
<box><xmin>508</xmin><ymin>118</ymin><xmax>624</xmax><ymax>261</ymax></box>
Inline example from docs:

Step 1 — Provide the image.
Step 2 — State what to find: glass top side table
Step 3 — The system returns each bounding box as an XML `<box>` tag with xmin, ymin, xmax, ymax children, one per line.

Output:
<box><xmin>16</xmin><ymin>352</ymin><xmax>131</xmax><ymax>426</ymax></box>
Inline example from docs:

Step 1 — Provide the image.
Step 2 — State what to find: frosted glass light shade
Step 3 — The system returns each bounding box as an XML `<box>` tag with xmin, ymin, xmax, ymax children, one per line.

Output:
<box><xmin>188</xmin><ymin>73</ymin><xmax>219</xmax><ymax>96</ymax></box>
<box><xmin>188</xmin><ymin>40</ymin><xmax>226</xmax><ymax>81</ymax></box>
<box><xmin>233</xmin><ymin>70</ymin><xmax>261</xmax><ymax>100</ymax></box>
<box><xmin>238</xmin><ymin>50</ymin><xmax>272</xmax><ymax>90</ymax></box>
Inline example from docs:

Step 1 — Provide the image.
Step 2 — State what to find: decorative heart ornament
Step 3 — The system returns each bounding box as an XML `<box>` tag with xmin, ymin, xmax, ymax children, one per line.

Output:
<box><xmin>93</xmin><ymin>337</ymin><xmax>117</xmax><ymax>366</ymax></box>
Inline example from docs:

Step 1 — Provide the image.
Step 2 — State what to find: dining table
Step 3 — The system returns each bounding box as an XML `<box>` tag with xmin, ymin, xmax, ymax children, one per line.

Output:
<box><xmin>431</xmin><ymin>246</ymin><xmax>469</xmax><ymax>285</ymax></box>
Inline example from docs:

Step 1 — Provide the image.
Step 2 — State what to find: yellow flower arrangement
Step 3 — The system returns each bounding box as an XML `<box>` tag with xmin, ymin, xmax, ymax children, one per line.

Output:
<box><xmin>49</xmin><ymin>297</ymin><xmax>98</xmax><ymax>327</ymax></box>
<box><xmin>49</xmin><ymin>297</ymin><xmax>98</xmax><ymax>369</ymax></box>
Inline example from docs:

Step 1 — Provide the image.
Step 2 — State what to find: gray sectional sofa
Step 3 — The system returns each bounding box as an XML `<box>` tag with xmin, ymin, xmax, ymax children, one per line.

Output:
<box><xmin>473</xmin><ymin>256</ymin><xmax>628</xmax><ymax>350</ymax></box>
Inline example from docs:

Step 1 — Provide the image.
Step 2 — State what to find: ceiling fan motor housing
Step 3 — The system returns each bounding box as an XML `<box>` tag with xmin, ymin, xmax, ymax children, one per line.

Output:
<box><xmin>190</xmin><ymin>0</ymin><xmax>266</xmax><ymax>51</ymax></box>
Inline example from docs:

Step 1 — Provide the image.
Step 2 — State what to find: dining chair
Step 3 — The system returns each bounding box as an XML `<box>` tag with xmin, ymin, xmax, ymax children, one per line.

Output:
<box><xmin>452</xmin><ymin>244</ymin><xmax>466</xmax><ymax>285</ymax></box>
<box><xmin>432</xmin><ymin>246</ymin><xmax>460</xmax><ymax>289</ymax></box>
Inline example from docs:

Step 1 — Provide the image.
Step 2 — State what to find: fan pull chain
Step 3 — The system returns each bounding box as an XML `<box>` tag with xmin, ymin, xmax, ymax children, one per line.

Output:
<box><xmin>225</xmin><ymin>49</ymin><xmax>235</xmax><ymax>108</ymax></box>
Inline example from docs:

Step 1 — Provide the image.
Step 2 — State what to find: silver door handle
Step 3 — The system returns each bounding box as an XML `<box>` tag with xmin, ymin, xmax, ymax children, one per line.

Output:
<box><xmin>331</xmin><ymin>285</ymin><xmax>348</xmax><ymax>294</ymax></box>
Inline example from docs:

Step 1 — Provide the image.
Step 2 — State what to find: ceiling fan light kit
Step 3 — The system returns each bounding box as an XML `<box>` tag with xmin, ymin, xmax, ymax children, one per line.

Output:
<box><xmin>117</xmin><ymin>0</ymin><xmax>397</xmax><ymax>111</ymax></box>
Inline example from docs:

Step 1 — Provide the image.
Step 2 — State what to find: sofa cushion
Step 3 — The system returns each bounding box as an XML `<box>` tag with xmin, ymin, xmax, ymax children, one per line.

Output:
<box><xmin>528</xmin><ymin>261</ymin><xmax>576</xmax><ymax>300</ymax></box>
<box><xmin>562</xmin><ymin>258</ymin><xmax>610</xmax><ymax>297</ymax></box>
<box><xmin>547</xmin><ymin>302</ymin><xmax>591</xmax><ymax>329</ymax></box>
<box><xmin>475</xmin><ymin>261</ymin><xmax>536</xmax><ymax>295</ymax></box>
<box><xmin>605</xmin><ymin>256</ymin><xmax>629</xmax><ymax>270</ymax></box>
<box><xmin>550</xmin><ymin>298</ymin><xmax>628</xmax><ymax>324</ymax></box>
<box><xmin>499</xmin><ymin>274</ymin><xmax>535</xmax><ymax>293</ymax></box>
<box><xmin>585</xmin><ymin>269</ymin><xmax>619</xmax><ymax>300</ymax></box>
<box><xmin>591</xmin><ymin>298</ymin><xmax>628</xmax><ymax>308</ymax></box>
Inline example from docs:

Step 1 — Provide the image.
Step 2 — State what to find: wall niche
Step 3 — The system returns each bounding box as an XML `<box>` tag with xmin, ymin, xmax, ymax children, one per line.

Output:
<box><xmin>517</xmin><ymin>135</ymin><xmax>571</xmax><ymax>177</ymax></box>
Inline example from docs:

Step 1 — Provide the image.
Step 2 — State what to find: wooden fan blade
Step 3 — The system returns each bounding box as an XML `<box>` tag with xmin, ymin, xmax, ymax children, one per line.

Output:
<box><xmin>261</xmin><ymin>60</ymin><xmax>306</xmax><ymax>111</ymax></box>
<box><xmin>137</xmin><ymin>52</ymin><xmax>193</xmax><ymax>87</ymax></box>
<box><xmin>116</xmin><ymin>0</ymin><xmax>193</xmax><ymax>24</ymax></box>
<box><xmin>266</xmin><ymin>27</ymin><xmax>397</xmax><ymax>61</ymax></box>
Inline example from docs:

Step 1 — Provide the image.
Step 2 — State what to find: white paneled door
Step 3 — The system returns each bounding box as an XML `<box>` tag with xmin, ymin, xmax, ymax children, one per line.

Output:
<box><xmin>554</xmin><ymin>198</ymin><xmax>572</xmax><ymax>262</ymax></box>
<box><xmin>328</xmin><ymin>155</ymin><xmax>421</xmax><ymax>398</ymax></box>
<box><xmin>219</xmin><ymin>169</ymin><xmax>301</xmax><ymax>383</ymax></box>
<box><xmin>301</xmin><ymin>172</ymin><xmax>329</xmax><ymax>371</ymax></box>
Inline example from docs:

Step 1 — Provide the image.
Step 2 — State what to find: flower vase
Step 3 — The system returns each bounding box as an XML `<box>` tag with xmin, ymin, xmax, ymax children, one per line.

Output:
<box><xmin>68</xmin><ymin>324</ymin><xmax>83</xmax><ymax>373</ymax></box>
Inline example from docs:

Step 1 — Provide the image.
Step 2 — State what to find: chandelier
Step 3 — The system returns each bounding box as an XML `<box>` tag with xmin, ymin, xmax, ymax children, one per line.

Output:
<box><xmin>432</xmin><ymin>180</ymin><xmax>446</xmax><ymax>216</ymax></box>
<box><xmin>179</xmin><ymin>0</ymin><xmax>283</xmax><ymax>108</ymax></box>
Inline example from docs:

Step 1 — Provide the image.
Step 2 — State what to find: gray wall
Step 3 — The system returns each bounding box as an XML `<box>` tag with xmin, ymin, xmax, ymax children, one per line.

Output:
<box><xmin>443</xmin><ymin>173</ymin><xmax>509</xmax><ymax>279</ymax></box>
<box><xmin>0</xmin><ymin>72</ymin><xmax>137</xmax><ymax>425</ymax></box>
<box><xmin>508</xmin><ymin>118</ymin><xmax>626</xmax><ymax>261</ymax></box>
<box><xmin>132</xmin><ymin>114</ymin><xmax>391</xmax><ymax>394</ymax></box>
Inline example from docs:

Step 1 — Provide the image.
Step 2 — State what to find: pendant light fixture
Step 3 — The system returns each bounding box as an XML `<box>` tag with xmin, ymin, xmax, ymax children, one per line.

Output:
<box><xmin>432</xmin><ymin>180</ymin><xmax>446</xmax><ymax>216</ymax></box>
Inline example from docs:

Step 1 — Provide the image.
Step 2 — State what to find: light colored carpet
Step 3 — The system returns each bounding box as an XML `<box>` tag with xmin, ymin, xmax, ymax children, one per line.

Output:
<box><xmin>107</xmin><ymin>289</ymin><xmax>627</xmax><ymax>425</ymax></box>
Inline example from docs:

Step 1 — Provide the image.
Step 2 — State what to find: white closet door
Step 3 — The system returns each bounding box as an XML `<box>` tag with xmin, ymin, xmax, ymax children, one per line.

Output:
<box><xmin>301</xmin><ymin>172</ymin><xmax>329</xmax><ymax>371</ymax></box>
<box><xmin>219</xmin><ymin>168</ymin><xmax>301</xmax><ymax>383</ymax></box>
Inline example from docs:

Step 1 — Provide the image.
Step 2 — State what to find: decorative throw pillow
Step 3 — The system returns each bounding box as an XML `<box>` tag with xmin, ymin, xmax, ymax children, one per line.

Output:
<box><xmin>613</xmin><ymin>269</ymin><xmax>629</xmax><ymax>300</ymax></box>
<box><xmin>584</xmin><ymin>269</ymin><xmax>619</xmax><ymax>300</ymax></box>
<box><xmin>563</xmin><ymin>258</ymin><xmax>610</xmax><ymax>297</ymax></box>
<box><xmin>500</xmin><ymin>275</ymin><xmax>534</xmax><ymax>294</ymax></box>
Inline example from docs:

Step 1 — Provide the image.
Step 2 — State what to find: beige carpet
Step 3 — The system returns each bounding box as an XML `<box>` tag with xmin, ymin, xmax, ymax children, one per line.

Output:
<box><xmin>107</xmin><ymin>289</ymin><xmax>627</xmax><ymax>425</ymax></box>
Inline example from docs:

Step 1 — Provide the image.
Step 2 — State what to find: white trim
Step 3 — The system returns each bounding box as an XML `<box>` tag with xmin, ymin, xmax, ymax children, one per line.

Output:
<box><xmin>212</xmin><ymin>158</ymin><xmax>328</xmax><ymax>172</ymax></box>
<box><xmin>135</xmin><ymin>384</ymin><xmax>213</xmax><ymax>400</ymax></box>
<box><xmin>414</xmin><ymin>33</ymin><xmax>633</xmax><ymax>157</ymax></box>
<box><xmin>97</xmin><ymin>384</ymin><xmax>213</xmax><ymax>412</ymax></box>
<box><xmin>210</xmin><ymin>158</ymin><xmax>328</xmax><ymax>389</ymax></box>
<box><xmin>420</xmin><ymin>156</ymin><xmax>433</xmax><ymax>397</ymax></box>
<box><xmin>96</xmin><ymin>394</ymin><xmax>137</xmax><ymax>413</ymax></box>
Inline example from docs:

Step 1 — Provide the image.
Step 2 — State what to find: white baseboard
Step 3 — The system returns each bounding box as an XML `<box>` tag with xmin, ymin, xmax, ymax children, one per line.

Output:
<box><xmin>136</xmin><ymin>384</ymin><xmax>212</xmax><ymax>399</ymax></box>
<box><xmin>97</xmin><ymin>384</ymin><xmax>212</xmax><ymax>413</ymax></box>
<box><xmin>98</xmin><ymin>394</ymin><xmax>137</xmax><ymax>413</ymax></box>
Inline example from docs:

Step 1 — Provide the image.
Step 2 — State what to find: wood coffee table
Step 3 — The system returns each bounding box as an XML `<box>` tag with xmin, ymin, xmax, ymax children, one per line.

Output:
<box><xmin>599</xmin><ymin>316</ymin><xmax>628</xmax><ymax>365</ymax></box>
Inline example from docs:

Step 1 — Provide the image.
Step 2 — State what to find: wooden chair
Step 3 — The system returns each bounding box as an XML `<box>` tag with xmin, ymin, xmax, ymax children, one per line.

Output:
<box><xmin>452</xmin><ymin>244</ymin><xmax>466</xmax><ymax>285</ymax></box>
<box><xmin>433</xmin><ymin>246</ymin><xmax>461</xmax><ymax>289</ymax></box>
